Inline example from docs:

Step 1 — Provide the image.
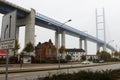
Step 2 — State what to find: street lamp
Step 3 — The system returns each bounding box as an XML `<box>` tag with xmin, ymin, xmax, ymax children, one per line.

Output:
<box><xmin>60</xmin><ymin>19</ymin><xmax>72</xmax><ymax>26</ymax></box>
<box><xmin>58</xmin><ymin>19</ymin><xmax>72</xmax><ymax>72</ymax></box>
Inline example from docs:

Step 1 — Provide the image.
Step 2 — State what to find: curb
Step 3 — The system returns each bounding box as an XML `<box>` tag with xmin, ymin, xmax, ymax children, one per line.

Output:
<box><xmin>0</xmin><ymin>63</ymin><xmax>114</xmax><ymax>74</ymax></box>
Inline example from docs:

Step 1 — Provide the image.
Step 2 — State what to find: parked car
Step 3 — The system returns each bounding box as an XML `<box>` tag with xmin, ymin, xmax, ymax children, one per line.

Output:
<box><xmin>99</xmin><ymin>60</ymin><xmax>104</xmax><ymax>63</ymax></box>
<box><xmin>81</xmin><ymin>61</ymin><xmax>90</xmax><ymax>64</ymax></box>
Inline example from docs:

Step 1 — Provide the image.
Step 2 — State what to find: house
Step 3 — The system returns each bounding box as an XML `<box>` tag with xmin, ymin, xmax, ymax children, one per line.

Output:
<box><xmin>66</xmin><ymin>48</ymin><xmax>85</xmax><ymax>61</ymax></box>
<box><xmin>35</xmin><ymin>39</ymin><xmax>57</xmax><ymax>60</ymax></box>
<box><xmin>86</xmin><ymin>55</ymin><xmax>98</xmax><ymax>61</ymax></box>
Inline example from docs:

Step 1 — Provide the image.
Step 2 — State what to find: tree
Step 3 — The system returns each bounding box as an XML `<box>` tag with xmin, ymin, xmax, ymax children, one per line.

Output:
<box><xmin>59</xmin><ymin>45</ymin><xmax>66</xmax><ymax>54</ymax></box>
<box><xmin>96</xmin><ymin>50</ymin><xmax>100</xmax><ymax>55</ymax></box>
<box><xmin>99</xmin><ymin>51</ymin><xmax>111</xmax><ymax>61</ymax></box>
<box><xmin>59</xmin><ymin>45</ymin><xmax>66</xmax><ymax>60</ymax></box>
<box><xmin>113</xmin><ymin>51</ymin><xmax>119</xmax><ymax>58</ymax></box>
<box><xmin>119</xmin><ymin>52</ymin><xmax>120</xmax><ymax>58</ymax></box>
<box><xmin>111</xmin><ymin>52</ymin><xmax>114</xmax><ymax>57</ymax></box>
<box><xmin>96</xmin><ymin>50</ymin><xmax>101</xmax><ymax>60</ymax></box>
<box><xmin>66</xmin><ymin>55</ymin><xmax>71</xmax><ymax>61</ymax></box>
<box><xmin>24</xmin><ymin>42</ymin><xmax>34</xmax><ymax>53</ymax></box>
<box><xmin>12</xmin><ymin>40</ymin><xmax>20</xmax><ymax>56</ymax></box>
<box><xmin>81</xmin><ymin>54</ymin><xmax>86</xmax><ymax>61</ymax></box>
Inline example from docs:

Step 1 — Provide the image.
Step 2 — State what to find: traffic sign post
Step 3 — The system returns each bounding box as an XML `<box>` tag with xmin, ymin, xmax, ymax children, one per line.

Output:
<box><xmin>5</xmin><ymin>50</ymin><xmax>9</xmax><ymax>80</ymax></box>
<box><xmin>0</xmin><ymin>10</ymin><xmax>17</xmax><ymax>80</ymax></box>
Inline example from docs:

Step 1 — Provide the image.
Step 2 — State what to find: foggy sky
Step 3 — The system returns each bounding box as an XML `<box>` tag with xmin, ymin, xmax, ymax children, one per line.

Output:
<box><xmin>0</xmin><ymin>0</ymin><xmax>120</xmax><ymax>54</ymax></box>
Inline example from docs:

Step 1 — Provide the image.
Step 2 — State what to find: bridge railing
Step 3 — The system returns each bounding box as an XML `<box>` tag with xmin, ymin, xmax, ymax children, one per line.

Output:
<box><xmin>35</xmin><ymin>13</ymin><xmax>116</xmax><ymax>51</ymax></box>
<box><xmin>35</xmin><ymin>12</ymin><xmax>88</xmax><ymax>36</ymax></box>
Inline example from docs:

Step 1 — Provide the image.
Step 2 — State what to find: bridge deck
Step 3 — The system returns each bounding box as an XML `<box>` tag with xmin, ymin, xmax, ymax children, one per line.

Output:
<box><xmin>0</xmin><ymin>0</ymin><xmax>115</xmax><ymax>51</ymax></box>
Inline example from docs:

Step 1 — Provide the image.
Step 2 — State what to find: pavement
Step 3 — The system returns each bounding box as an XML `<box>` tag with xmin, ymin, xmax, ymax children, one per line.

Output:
<box><xmin>0</xmin><ymin>62</ymin><xmax>119</xmax><ymax>74</ymax></box>
<box><xmin>0</xmin><ymin>62</ymin><xmax>120</xmax><ymax>80</ymax></box>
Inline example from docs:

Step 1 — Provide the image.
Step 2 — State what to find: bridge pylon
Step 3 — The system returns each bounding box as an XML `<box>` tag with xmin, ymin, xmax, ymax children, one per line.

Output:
<box><xmin>17</xmin><ymin>8</ymin><xmax>36</xmax><ymax>46</ymax></box>
<box><xmin>96</xmin><ymin>8</ymin><xmax>106</xmax><ymax>51</ymax></box>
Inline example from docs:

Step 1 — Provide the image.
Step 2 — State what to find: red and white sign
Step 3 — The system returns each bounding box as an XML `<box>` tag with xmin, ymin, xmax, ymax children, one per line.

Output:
<box><xmin>0</xmin><ymin>50</ymin><xmax>7</xmax><ymax>56</ymax></box>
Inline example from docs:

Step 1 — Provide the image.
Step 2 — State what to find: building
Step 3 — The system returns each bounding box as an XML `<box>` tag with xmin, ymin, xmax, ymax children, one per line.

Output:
<box><xmin>66</xmin><ymin>48</ymin><xmax>85</xmax><ymax>61</ymax></box>
<box><xmin>35</xmin><ymin>40</ymin><xmax>86</xmax><ymax>62</ymax></box>
<box><xmin>86</xmin><ymin>55</ymin><xmax>98</xmax><ymax>61</ymax></box>
<box><xmin>35</xmin><ymin>39</ymin><xmax>57</xmax><ymax>60</ymax></box>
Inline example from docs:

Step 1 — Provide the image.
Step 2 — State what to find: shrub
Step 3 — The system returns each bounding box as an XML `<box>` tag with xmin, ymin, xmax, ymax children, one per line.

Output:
<box><xmin>0</xmin><ymin>57</ymin><xmax>6</xmax><ymax>64</ymax></box>
<box><xmin>110</xmin><ymin>58</ymin><xmax>120</xmax><ymax>62</ymax></box>
<box><xmin>0</xmin><ymin>60</ymin><xmax>6</xmax><ymax>64</ymax></box>
<box><xmin>98</xmin><ymin>51</ymin><xmax>111</xmax><ymax>61</ymax></box>
<box><xmin>66</xmin><ymin>55</ymin><xmax>71</xmax><ymax>61</ymax></box>
<box><xmin>31</xmin><ymin>56</ymin><xmax>59</xmax><ymax>63</ymax></box>
<box><xmin>0</xmin><ymin>56</ymin><xmax>18</xmax><ymax>64</ymax></box>
<box><xmin>35</xmin><ymin>70</ymin><xmax>113</xmax><ymax>80</ymax></box>
<box><xmin>9</xmin><ymin>56</ymin><xmax>18</xmax><ymax>64</ymax></box>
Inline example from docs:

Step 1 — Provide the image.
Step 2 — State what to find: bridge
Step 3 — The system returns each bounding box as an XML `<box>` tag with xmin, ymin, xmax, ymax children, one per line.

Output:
<box><xmin>0</xmin><ymin>0</ymin><xmax>115</xmax><ymax>56</ymax></box>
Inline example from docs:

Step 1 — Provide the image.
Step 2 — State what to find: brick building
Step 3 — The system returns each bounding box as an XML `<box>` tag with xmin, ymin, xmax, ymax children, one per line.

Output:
<box><xmin>35</xmin><ymin>39</ymin><xmax>57</xmax><ymax>60</ymax></box>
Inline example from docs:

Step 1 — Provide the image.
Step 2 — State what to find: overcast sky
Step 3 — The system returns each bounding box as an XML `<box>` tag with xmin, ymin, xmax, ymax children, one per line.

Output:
<box><xmin>0</xmin><ymin>0</ymin><xmax>120</xmax><ymax>54</ymax></box>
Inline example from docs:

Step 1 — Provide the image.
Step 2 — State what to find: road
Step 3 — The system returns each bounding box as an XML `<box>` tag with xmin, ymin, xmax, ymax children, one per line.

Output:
<box><xmin>0</xmin><ymin>63</ymin><xmax>120</xmax><ymax>80</ymax></box>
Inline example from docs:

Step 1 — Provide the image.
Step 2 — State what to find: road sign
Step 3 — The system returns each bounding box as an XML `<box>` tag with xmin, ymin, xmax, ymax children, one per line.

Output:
<box><xmin>0</xmin><ymin>50</ymin><xmax>7</xmax><ymax>56</ymax></box>
<box><xmin>0</xmin><ymin>10</ymin><xmax>16</xmax><ymax>49</ymax></box>
<box><xmin>0</xmin><ymin>40</ymin><xmax>15</xmax><ymax>49</ymax></box>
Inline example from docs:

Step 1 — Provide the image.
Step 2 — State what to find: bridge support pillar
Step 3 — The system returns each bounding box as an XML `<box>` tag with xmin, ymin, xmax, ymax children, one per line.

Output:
<box><xmin>79</xmin><ymin>38</ymin><xmax>82</xmax><ymax>49</ymax></box>
<box><xmin>16</xmin><ymin>8</ymin><xmax>35</xmax><ymax>46</ymax></box>
<box><xmin>84</xmin><ymin>39</ymin><xmax>87</xmax><ymax>54</ymax></box>
<box><xmin>55</xmin><ymin>31</ymin><xmax>60</xmax><ymax>59</ymax></box>
<box><xmin>25</xmin><ymin>9</ymin><xmax>35</xmax><ymax>46</ymax></box>
<box><xmin>61</xmin><ymin>31</ymin><xmax>66</xmax><ymax>59</ymax></box>
<box><xmin>61</xmin><ymin>31</ymin><xmax>65</xmax><ymax>47</ymax></box>
<box><xmin>79</xmin><ymin>38</ymin><xmax>87</xmax><ymax>54</ymax></box>
<box><xmin>97</xmin><ymin>44</ymin><xmax>101</xmax><ymax>51</ymax></box>
<box><xmin>15</xmin><ymin>26</ymin><xmax>19</xmax><ymax>41</ymax></box>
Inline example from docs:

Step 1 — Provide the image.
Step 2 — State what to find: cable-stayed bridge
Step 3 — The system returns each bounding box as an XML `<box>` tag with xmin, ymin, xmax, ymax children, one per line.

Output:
<box><xmin>0</xmin><ymin>0</ymin><xmax>115</xmax><ymax>54</ymax></box>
